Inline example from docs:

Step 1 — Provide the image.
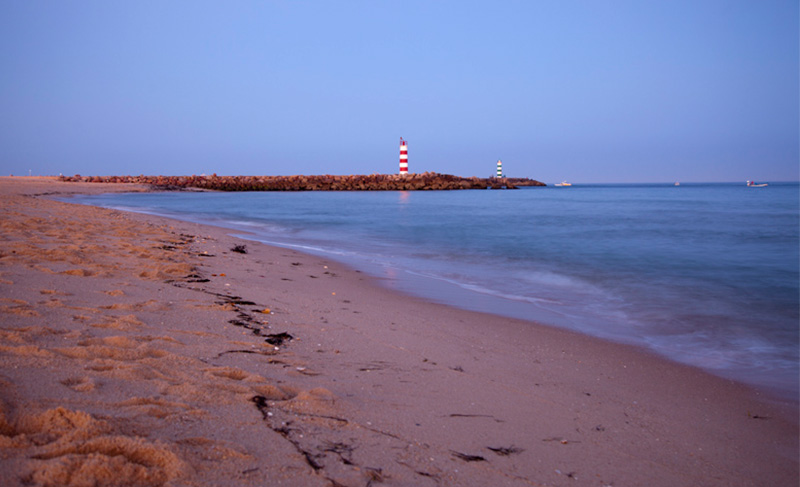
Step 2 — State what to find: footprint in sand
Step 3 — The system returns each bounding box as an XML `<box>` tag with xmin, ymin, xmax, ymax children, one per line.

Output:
<box><xmin>1</xmin><ymin>406</ymin><xmax>186</xmax><ymax>487</ymax></box>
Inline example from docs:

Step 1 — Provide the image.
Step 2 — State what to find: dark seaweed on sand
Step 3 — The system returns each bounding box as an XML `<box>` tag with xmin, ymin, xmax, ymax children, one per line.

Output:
<box><xmin>488</xmin><ymin>446</ymin><xmax>524</xmax><ymax>456</ymax></box>
<box><xmin>265</xmin><ymin>332</ymin><xmax>293</xmax><ymax>346</ymax></box>
<box><xmin>451</xmin><ymin>451</ymin><xmax>486</xmax><ymax>462</ymax></box>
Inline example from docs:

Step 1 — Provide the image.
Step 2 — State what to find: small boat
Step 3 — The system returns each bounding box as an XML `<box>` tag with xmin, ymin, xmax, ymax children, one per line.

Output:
<box><xmin>746</xmin><ymin>180</ymin><xmax>768</xmax><ymax>187</ymax></box>
<box><xmin>555</xmin><ymin>181</ymin><xmax>572</xmax><ymax>187</ymax></box>
<box><xmin>674</xmin><ymin>182</ymin><xmax>680</xmax><ymax>186</ymax></box>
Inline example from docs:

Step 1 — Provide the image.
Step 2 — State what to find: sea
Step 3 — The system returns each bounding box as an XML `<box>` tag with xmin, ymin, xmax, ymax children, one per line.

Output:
<box><xmin>69</xmin><ymin>182</ymin><xmax>800</xmax><ymax>399</ymax></box>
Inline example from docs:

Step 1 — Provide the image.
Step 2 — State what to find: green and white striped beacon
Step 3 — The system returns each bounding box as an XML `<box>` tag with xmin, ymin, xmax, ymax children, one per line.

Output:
<box><xmin>496</xmin><ymin>160</ymin><xmax>503</xmax><ymax>178</ymax></box>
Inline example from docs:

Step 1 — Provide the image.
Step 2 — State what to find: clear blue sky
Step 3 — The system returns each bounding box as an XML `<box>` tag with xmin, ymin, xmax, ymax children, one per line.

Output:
<box><xmin>1</xmin><ymin>1</ymin><xmax>797</xmax><ymax>183</ymax></box>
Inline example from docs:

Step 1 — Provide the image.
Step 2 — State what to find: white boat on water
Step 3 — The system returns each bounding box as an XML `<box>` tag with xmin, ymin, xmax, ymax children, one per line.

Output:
<box><xmin>746</xmin><ymin>180</ymin><xmax>768</xmax><ymax>187</ymax></box>
<box><xmin>555</xmin><ymin>181</ymin><xmax>572</xmax><ymax>187</ymax></box>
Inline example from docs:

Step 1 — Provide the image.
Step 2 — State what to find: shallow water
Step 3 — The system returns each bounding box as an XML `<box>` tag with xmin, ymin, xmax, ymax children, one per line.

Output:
<box><xmin>71</xmin><ymin>183</ymin><xmax>800</xmax><ymax>398</ymax></box>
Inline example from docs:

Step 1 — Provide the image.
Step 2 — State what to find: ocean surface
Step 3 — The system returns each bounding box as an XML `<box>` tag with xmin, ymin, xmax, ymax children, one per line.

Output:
<box><xmin>70</xmin><ymin>183</ymin><xmax>800</xmax><ymax>399</ymax></box>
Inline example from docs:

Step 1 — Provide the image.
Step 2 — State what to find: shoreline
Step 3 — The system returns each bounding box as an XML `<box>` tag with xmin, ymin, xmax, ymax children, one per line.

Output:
<box><xmin>63</xmin><ymin>180</ymin><xmax>800</xmax><ymax>402</ymax></box>
<box><xmin>234</xmin><ymin>230</ymin><xmax>800</xmax><ymax>403</ymax></box>
<box><xmin>1</xmin><ymin>177</ymin><xmax>797</xmax><ymax>486</ymax></box>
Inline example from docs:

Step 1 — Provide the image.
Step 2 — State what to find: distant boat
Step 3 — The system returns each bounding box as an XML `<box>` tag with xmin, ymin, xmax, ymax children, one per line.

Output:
<box><xmin>746</xmin><ymin>180</ymin><xmax>768</xmax><ymax>187</ymax></box>
<box><xmin>555</xmin><ymin>181</ymin><xmax>572</xmax><ymax>187</ymax></box>
<box><xmin>674</xmin><ymin>182</ymin><xmax>680</xmax><ymax>186</ymax></box>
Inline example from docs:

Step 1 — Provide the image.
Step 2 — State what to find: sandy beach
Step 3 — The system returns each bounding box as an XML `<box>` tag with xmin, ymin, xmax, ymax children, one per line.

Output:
<box><xmin>0</xmin><ymin>177</ymin><xmax>796</xmax><ymax>487</ymax></box>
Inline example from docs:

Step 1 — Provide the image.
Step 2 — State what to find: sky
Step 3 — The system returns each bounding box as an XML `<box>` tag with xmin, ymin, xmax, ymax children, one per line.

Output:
<box><xmin>0</xmin><ymin>1</ymin><xmax>797</xmax><ymax>184</ymax></box>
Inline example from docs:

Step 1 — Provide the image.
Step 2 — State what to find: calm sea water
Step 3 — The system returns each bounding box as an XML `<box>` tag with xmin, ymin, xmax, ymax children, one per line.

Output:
<box><xmin>71</xmin><ymin>183</ymin><xmax>800</xmax><ymax>398</ymax></box>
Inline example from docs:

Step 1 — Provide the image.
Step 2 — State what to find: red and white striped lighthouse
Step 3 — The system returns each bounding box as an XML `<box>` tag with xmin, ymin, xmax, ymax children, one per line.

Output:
<box><xmin>399</xmin><ymin>137</ymin><xmax>408</xmax><ymax>175</ymax></box>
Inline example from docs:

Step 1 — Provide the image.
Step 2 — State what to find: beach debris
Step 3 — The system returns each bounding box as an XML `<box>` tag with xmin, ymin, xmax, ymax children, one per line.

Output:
<box><xmin>216</xmin><ymin>349</ymin><xmax>277</xmax><ymax>358</ymax></box>
<box><xmin>265</xmin><ymin>332</ymin><xmax>293</xmax><ymax>346</ymax></box>
<box><xmin>451</xmin><ymin>451</ymin><xmax>486</xmax><ymax>462</ymax></box>
<box><xmin>295</xmin><ymin>366</ymin><xmax>321</xmax><ymax>376</ymax></box>
<box><xmin>487</xmin><ymin>445</ymin><xmax>524</xmax><ymax>456</ymax></box>
<box><xmin>219</xmin><ymin>296</ymin><xmax>257</xmax><ymax>306</ymax></box>
<box><xmin>228</xmin><ymin>319</ymin><xmax>268</xmax><ymax>337</ymax></box>
<box><xmin>322</xmin><ymin>441</ymin><xmax>355</xmax><ymax>465</ymax></box>
<box><xmin>365</xmin><ymin>467</ymin><xmax>385</xmax><ymax>486</ymax></box>
<box><xmin>251</xmin><ymin>395</ymin><xmax>271</xmax><ymax>419</ymax></box>
<box><xmin>413</xmin><ymin>470</ymin><xmax>439</xmax><ymax>481</ymax></box>
<box><xmin>449</xmin><ymin>413</ymin><xmax>504</xmax><ymax>423</ymax></box>
<box><xmin>184</xmin><ymin>273</ymin><xmax>210</xmax><ymax>283</ymax></box>
<box><xmin>543</xmin><ymin>437</ymin><xmax>576</xmax><ymax>444</ymax></box>
<box><xmin>231</xmin><ymin>244</ymin><xmax>248</xmax><ymax>254</ymax></box>
<box><xmin>249</xmin><ymin>401</ymin><xmax>328</xmax><ymax>472</ymax></box>
<box><xmin>747</xmin><ymin>411</ymin><xmax>770</xmax><ymax>420</ymax></box>
<box><xmin>357</xmin><ymin>361</ymin><xmax>390</xmax><ymax>372</ymax></box>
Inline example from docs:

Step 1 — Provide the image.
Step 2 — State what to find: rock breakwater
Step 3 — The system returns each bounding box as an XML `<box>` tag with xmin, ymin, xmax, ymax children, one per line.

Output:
<box><xmin>59</xmin><ymin>173</ymin><xmax>545</xmax><ymax>191</ymax></box>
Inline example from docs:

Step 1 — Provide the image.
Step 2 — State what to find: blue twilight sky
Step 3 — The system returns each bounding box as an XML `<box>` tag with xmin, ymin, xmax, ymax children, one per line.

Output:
<box><xmin>0</xmin><ymin>1</ymin><xmax>797</xmax><ymax>184</ymax></box>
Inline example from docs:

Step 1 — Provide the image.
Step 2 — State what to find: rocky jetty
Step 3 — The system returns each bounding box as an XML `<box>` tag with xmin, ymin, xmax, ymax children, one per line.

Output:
<box><xmin>59</xmin><ymin>173</ymin><xmax>546</xmax><ymax>191</ymax></box>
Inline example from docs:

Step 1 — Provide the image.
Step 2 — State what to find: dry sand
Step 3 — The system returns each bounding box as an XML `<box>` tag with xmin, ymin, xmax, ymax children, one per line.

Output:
<box><xmin>0</xmin><ymin>176</ymin><xmax>797</xmax><ymax>487</ymax></box>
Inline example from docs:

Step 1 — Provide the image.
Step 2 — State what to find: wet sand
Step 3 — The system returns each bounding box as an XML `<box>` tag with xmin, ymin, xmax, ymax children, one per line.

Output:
<box><xmin>0</xmin><ymin>176</ymin><xmax>797</xmax><ymax>487</ymax></box>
